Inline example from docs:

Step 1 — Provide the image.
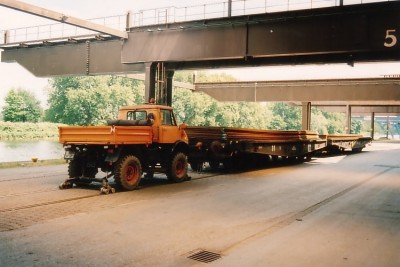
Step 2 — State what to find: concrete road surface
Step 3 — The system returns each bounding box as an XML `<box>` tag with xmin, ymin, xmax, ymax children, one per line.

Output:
<box><xmin>0</xmin><ymin>142</ymin><xmax>399</xmax><ymax>267</ymax></box>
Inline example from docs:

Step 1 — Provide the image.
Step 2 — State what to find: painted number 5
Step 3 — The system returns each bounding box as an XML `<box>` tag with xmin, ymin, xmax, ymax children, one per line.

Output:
<box><xmin>384</xmin><ymin>29</ymin><xmax>397</xmax><ymax>47</ymax></box>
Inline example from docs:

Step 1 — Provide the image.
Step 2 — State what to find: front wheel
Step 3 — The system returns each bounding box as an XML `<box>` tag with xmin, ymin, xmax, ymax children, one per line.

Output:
<box><xmin>114</xmin><ymin>155</ymin><xmax>142</xmax><ymax>191</ymax></box>
<box><xmin>167</xmin><ymin>152</ymin><xmax>188</xmax><ymax>183</ymax></box>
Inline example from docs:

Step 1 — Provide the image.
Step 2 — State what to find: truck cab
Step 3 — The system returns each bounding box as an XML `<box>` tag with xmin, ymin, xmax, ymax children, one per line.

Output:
<box><xmin>117</xmin><ymin>104</ymin><xmax>188</xmax><ymax>144</ymax></box>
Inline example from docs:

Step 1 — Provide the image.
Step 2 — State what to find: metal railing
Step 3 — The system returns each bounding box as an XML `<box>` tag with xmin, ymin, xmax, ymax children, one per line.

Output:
<box><xmin>0</xmin><ymin>0</ymin><xmax>392</xmax><ymax>45</ymax></box>
<box><xmin>1</xmin><ymin>14</ymin><xmax>127</xmax><ymax>45</ymax></box>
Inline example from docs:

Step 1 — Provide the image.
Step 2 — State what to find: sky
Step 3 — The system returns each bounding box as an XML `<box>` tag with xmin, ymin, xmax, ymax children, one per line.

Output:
<box><xmin>1</xmin><ymin>0</ymin><xmax>400</xmax><ymax>108</ymax></box>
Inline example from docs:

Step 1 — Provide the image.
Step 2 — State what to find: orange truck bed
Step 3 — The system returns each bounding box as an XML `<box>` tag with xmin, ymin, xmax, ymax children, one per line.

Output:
<box><xmin>59</xmin><ymin>125</ymin><xmax>153</xmax><ymax>145</ymax></box>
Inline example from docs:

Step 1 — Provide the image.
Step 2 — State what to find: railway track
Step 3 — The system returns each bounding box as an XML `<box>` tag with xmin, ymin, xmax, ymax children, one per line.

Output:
<box><xmin>0</xmin><ymin>156</ymin><xmax>347</xmax><ymax>232</ymax></box>
<box><xmin>0</xmin><ymin>167</ymin><xmax>223</xmax><ymax>232</ymax></box>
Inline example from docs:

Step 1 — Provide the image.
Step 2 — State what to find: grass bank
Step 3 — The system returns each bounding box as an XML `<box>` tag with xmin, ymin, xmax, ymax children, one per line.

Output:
<box><xmin>0</xmin><ymin>122</ymin><xmax>64</xmax><ymax>140</ymax></box>
<box><xmin>0</xmin><ymin>158</ymin><xmax>66</xmax><ymax>169</ymax></box>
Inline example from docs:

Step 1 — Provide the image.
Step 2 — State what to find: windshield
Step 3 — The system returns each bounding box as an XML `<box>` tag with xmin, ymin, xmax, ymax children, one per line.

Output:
<box><xmin>127</xmin><ymin>110</ymin><xmax>147</xmax><ymax>120</ymax></box>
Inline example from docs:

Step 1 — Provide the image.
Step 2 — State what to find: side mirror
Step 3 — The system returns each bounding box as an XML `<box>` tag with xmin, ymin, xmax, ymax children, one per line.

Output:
<box><xmin>179</xmin><ymin>123</ymin><xmax>187</xmax><ymax>130</ymax></box>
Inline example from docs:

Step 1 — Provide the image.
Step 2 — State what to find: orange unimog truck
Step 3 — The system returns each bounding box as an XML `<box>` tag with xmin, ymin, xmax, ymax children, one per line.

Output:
<box><xmin>58</xmin><ymin>104</ymin><xmax>189</xmax><ymax>193</ymax></box>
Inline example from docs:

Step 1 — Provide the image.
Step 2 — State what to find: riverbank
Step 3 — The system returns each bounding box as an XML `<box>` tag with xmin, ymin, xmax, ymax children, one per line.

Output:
<box><xmin>0</xmin><ymin>140</ymin><xmax>64</xmax><ymax>163</ymax></box>
<box><xmin>0</xmin><ymin>158</ymin><xmax>66</xmax><ymax>169</ymax></box>
<box><xmin>0</xmin><ymin>121</ymin><xmax>63</xmax><ymax>140</ymax></box>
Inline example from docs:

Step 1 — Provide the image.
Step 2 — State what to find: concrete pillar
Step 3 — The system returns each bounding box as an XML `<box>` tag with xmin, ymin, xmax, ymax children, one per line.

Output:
<box><xmin>144</xmin><ymin>62</ymin><xmax>156</xmax><ymax>103</ymax></box>
<box><xmin>301</xmin><ymin>102</ymin><xmax>312</xmax><ymax>131</ymax></box>
<box><xmin>4</xmin><ymin>30</ymin><xmax>9</xmax><ymax>44</ymax></box>
<box><xmin>346</xmin><ymin>105</ymin><xmax>352</xmax><ymax>134</ymax></box>
<box><xmin>156</xmin><ymin>63</ymin><xmax>165</xmax><ymax>104</ymax></box>
<box><xmin>371</xmin><ymin>112</ymin><xmax>375</xmax><ymax>140</ymax></box>
<box><xmin>166</xmin><ymin>70</ymin><xmax>175</xmax><ymax>107</ymax></box>
<box><xmin>125</xmin><ymin>11</ymin><xmax>131</xmax><ymax>31</ymax></box>
<box><xmin>228</xmin><ymin>0</ymin><xmax>232</xmax><ymax>17</ymax></box>
<box><xmin>386</xmin><ymin>116</ymin><xmax>390</xmax><ymax>139</ymax></box>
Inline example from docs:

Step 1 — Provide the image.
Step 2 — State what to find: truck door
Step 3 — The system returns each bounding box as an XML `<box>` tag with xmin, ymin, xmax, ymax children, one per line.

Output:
<box><xmin>159</xmin><ymin>109</ymin><xmax>180</xmax><ymax>144</ymax></box>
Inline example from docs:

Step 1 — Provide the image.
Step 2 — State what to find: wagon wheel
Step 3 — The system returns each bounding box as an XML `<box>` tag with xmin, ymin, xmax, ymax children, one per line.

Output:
<box><xmin>189</xmin><ymin>159</ymin><xmax>202</xmax><ymax>172</ymax></box>
<box><xmin>114</xmin><ymin>155</ymin><xmax>142</xmax><ymax>191</ymax></box>
<box><xmin>208</xmin><ymin>160</ymin><xmax>220</xmax><ymax>171</ymax></box>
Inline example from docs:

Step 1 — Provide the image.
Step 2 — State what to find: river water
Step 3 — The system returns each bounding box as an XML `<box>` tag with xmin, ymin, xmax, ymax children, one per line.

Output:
<box><xmin>0</xmin><ymin>140</ymin><xmax>64</xmax><ymax>163</ymax></box>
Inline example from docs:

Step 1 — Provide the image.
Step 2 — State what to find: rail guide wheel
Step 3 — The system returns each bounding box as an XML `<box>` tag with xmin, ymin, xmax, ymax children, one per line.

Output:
<box><xmin>59</xmin><ymin>180</ymin><xmax>73</xmax><ymax>189</ymax></box>
<box><xmin>100</xmin><ymin>177</ymin><xmax>116</xmax><ymax>194</ymax></box>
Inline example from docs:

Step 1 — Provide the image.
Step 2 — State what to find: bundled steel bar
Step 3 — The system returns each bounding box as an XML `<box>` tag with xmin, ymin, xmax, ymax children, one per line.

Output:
<box><xmin>186</xmin><ymin>126</ymin><xmax>321</xmax><ymax>143</ymax></box>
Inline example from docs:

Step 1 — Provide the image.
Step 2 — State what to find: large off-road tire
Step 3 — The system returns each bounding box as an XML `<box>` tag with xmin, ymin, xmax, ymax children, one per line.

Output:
<box><xmin>83</xmin><ymin>166</ymin><xmax>98</xmax><ymax>178</ymax></box>
<box><xmin>68</xmin><ymin>158</ymin><xmax>97</xmax><ymax>187</ymax></box>
<box><xmin>68</xmin><ymin>159</ymin><xmax>83</xmax><ymax>178</ymax></box>
<box><xmin>167</xmin><ymin>152</ymin><xmax>188</xmax><ymax>183</ymax></box>
<box><xmin>114</xmin><ymin>155</ymin><xmax>142</xmax><ymax>191</ymax></box>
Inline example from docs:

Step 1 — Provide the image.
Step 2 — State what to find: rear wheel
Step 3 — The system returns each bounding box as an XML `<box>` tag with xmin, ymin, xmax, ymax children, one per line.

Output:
<box><xmin>68</xmin><ymin>158</ymin><xmax>96</xmax><ymax>187</ymax></box>
<box><xmin>114</xmin><ymin>155</ymin><xmax>142</xmax><ymax>191</ymax></box>
<box><xmin>167</xmin><ymin>152</ymin><xmax>188</xmax><ymax>183</ymax></box>
<box><xmin>68</xmin><ymin>159</ymin><xmax>82</xmax><ymax>178</ymax></box>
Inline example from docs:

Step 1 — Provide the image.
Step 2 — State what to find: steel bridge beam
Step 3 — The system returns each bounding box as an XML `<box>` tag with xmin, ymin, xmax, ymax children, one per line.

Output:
<box><xmin>3</xmin><ymin>2</ymin><xmax>400</xmax><ymax>77</ymax></box>
<box><xmin>194</xmin><ymin>78</ymin><xmax>400</xmax><ymax>103</ymax></box>
<box><xmin>0</xmin><ymin>0</ymin><xmax>128</xmax><ymax>39</ymax></box>
<box><xmin>319</xmin><ymin>105</ymin><xmax>400</xmax><ymax>115</ymax></box>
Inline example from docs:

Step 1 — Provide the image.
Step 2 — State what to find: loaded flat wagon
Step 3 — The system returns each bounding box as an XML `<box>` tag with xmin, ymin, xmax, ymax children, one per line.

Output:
<box><xmin>320</xmin><ymin>134</ymin><xmax>372</xmax><ymax>153</ymax></box>
<box><xmin>186</xmin><ymin>126</ymin><xmax>326</xmax><ymax>171</ymax></box>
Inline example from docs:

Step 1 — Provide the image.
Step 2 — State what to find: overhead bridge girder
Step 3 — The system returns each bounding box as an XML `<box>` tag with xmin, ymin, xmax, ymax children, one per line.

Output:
<box><xmin>193</xmin><ymin>78</ymin><xmax>400</xmax><ymax>103</ymax></box>
<box><xmin>122</xmin><ymin>1</ymin><xmax>400</xmax><ymax>67</ymax></box>
<box><xmin>2</xmin><ymin>2</ymin><xmax>400</xmax><ymax>77</ymax></box>
<box><xmin>1</xmin><ymin>40</ymin><xmax>143</xmax><ymax>76</ymax></box>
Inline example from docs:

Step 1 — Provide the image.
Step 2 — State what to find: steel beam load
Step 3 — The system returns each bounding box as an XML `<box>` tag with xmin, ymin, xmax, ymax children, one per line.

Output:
<box><xmin>186</xmin><ymin>126</ymin><xmax>321</xmax><ymax>143</ymax></box>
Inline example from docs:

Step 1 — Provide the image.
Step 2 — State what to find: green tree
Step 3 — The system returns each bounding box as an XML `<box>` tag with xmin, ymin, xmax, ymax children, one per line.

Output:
<box><xmin>173</xmin><ymin>87</ymin><xmax>220</xmax><ymax>126</ymax></box>
<box><xmin>270</xmin><ymin>103</ymin><xmax>301</xmax><ymax>130</ymax></box>
<box><xmin>173</xmin><ymin>72</ymin><xmax>273</xmax><ymax>129</ymax></box>
<box><xmin>173</xmin><ymin>71</ymin><xmax>236</xmax><ymax>126</ymax></box>
<box><xmin>351</xmin><ymin>120</ymin><xmax>362</xmax><ymax>134</ymax></box>
<box><xmin>174</xmin><ymin>70</ymin><xmax>237</xmax><ymax>84</ymax></box>
<box><xmin>2</xmin><ymin>88</ymin><xmax>42</xmax><ymax>122</ymax></box>
<box><xmin>269</xmin><ymin>115</ymin><xmax>287</xmax><ymax>130</ymax></box>
<box><xmin>323</xmin><ymin>111</ymin><xmax>346</xmax><ymax>134</ymax></box>
<box><xmin>45</xmin><ymin>76</ymin><xmax>144</xmax><ymax>126</ymax></box>
<box><xmin>311</xmin><ymin>107</ymin><xmax>329</xmax><ymax>134</ymax></box>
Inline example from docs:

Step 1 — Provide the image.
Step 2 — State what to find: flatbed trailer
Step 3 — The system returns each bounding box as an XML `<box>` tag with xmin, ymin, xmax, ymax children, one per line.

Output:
<box><xmin>320</xmin><ymin>134</ymin><xmax>372</xmax><ymax>153</ymax></box>
<box><xmin>186</xmin><ymin>126</ymin><xmax>327</xmax><ymax>170</ymax></box>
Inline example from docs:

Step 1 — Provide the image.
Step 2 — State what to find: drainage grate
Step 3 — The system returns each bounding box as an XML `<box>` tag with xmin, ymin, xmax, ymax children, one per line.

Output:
<box><xmin>187</xmin><ymin>250</ymin><xmax>222</xmax><ymax>263</ymax></box>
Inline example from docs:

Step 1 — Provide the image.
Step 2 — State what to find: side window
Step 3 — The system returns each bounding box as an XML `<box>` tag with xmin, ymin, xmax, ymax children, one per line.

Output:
<box><xmin>127</xmin><ymin>111</ymin><xmax>147</xmax><ymax>120</ymax></box>
<box><xmin>161</xmin><ymin>109</ymin><xmax>176</xmax><ymax>126</ymax></box>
